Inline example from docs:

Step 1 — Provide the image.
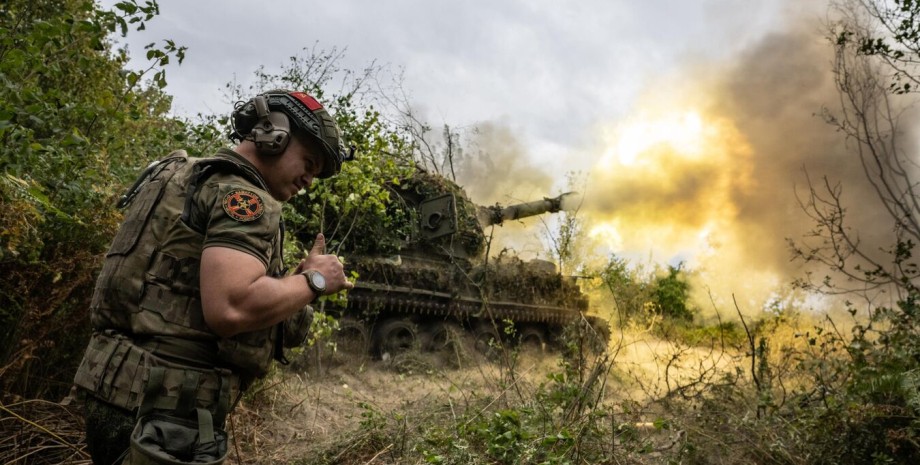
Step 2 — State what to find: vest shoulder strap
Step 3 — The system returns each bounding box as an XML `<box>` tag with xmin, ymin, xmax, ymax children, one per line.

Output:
<box><xmin>117</xmin><ymin>150</ymin><xmax>189</xmax><ymax>209</ymax></box>
<box><xmin>181</xmin><ymin>156</ymin><xmax>269</xmax><ymax>233</ymax></box>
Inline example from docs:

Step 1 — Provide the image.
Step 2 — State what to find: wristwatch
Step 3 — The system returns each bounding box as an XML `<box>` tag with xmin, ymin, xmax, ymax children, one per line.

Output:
<box><xmin>302</xmin><ymin>270</ymin><xmax>327</xmax><ymax>302</ymax></box>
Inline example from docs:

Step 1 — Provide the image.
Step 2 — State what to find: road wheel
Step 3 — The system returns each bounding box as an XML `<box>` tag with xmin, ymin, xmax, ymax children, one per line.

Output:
<box><xmin>518</xmin><ymin>325</ymin><xmax>547</xmax><ymax>354</ymax></box>
<box><xmin>473</xmin><ymin>322</ymin><xmax>502</xmax><ymax>361</ymax></box>
<box><xmin>334</xmin><ymin>317</ymin><xmax>370</xmax><ymax>356</ymax></box>
<box><xmin>300</xmin><ymin>316</ymin><xmax>369</xmax><ymax>373</ymax></box>
<box><xmin>373</xmin><ymin>318</ymin><xmax>419</xmax><ymax>359</ymax></box>
<box><xmin>421</xmin><ymin>321</ymin><xmax>466</xmax><ymax>368</ymax></box>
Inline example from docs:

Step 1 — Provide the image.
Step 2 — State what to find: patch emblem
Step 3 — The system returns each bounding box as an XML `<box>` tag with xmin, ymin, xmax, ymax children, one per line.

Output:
<box><xmin>222</xmin><ymin>190</ymin><xmax>264</xmax><ymax>222</ymax></box>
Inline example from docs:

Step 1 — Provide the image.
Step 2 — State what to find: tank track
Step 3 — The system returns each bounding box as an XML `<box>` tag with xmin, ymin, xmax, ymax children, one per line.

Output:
<box><xmin>332</xmin><ymin>282</ymin><xmax>610</xmax><ymax>359</ymax></box>
<box><xmin>347</xmin><ymin>282</ymin><xmax>584</xmax><ymax>325</ymax></box>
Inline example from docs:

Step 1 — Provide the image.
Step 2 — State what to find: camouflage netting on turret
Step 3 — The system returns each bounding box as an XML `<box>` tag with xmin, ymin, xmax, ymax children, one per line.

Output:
<box><xmin>312</xmin><ymin>168</ymin><xmax>488</xmax><ymax>259</ymax></box>
<box><xmin>351</xmin><ymin>256</ymin><xmax>452</xmax><ymax>290</ymax></box>
<box><xmin>297</xmin><ymin>186</ymin><xmax>413</xmax><ymax>257</ymax></box>
<box><xmin>399</xmin><ymin>169</ymin><xmax>486</xmax><ymax>259</ymax></box>
<box><xmin>472</xmin><ymin>254</ymin><xmax>589</xmax><ymax>311</ymax></box>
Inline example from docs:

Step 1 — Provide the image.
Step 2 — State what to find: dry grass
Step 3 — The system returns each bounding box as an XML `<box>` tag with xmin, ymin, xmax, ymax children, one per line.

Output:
<box><xmin>0</xmin><ymin>335</ymin><xmax>718</xmax><ymax>464</ymax></box>
<box><xmin>0</xmin><ymin>398</ymin><xmax>91</xmax><ymax>464</ymax></box>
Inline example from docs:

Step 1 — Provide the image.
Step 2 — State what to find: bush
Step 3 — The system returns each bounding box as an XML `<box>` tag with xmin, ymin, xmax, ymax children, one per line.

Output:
<box><xmin>0</xmin><ymin>0</ymin><xmax>200</xmax><ymax>400</ymax></box>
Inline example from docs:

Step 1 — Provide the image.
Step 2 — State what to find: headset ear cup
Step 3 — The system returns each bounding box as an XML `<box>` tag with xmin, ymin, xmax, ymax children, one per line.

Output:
<box><xmin>251</xmin><ymin>112</ymin><xmax>292</xmax><ymax>155</ymax></box>
<box><xmin>231</xmin><ymin>104</ymin><xmax>260</xmax><ymax>141</ymax></box>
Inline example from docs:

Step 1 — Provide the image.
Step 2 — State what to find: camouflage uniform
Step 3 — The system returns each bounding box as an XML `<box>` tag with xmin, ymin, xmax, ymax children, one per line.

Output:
<box><xmin>73</xmin><ymin>148</ymin><xmax>312</xmax><ymax>464</ymax></box>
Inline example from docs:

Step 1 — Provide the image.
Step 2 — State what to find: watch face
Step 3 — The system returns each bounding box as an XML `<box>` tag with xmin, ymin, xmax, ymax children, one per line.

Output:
<box><xmin>310</xmin><ymin>271</ymin><xmax>326</xmax><ymax>289</ymax></box>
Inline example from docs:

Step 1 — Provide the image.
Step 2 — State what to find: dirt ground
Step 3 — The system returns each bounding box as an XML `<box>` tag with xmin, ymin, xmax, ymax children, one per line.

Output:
<box><xmin>226</xmin><ymin>346</ymin><xmax>573</xmax><ymax>464</ymax></box>
<box><xmin>0</xmin><ymin>329</ymin><xmax>716</xmax><ymax>464</ymax></box>
<box><xmin>228</xmin><ymin>326</ymin><xmax>711</xmax><ymax>464</ymax></box>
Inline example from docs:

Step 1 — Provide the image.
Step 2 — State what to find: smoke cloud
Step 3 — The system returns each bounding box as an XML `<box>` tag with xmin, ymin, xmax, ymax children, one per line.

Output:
<box><xmin>452</xmin><ymin>122</ymin><xmax>560</xmax><ymax>259</ymax></box>
<box><xmin>455</xmin><ymin>122</ymin><xmax>555</xmax><ymax>204</ymax></box>
<box><xmin>447</xmin><ymin>7</ymin><xmax>917</xmax><ymax>316</ymax></box>
<box><xmin>583</xmin><ymin>16</ymin><xmax>914</xmax><ymax>314</ymax></box>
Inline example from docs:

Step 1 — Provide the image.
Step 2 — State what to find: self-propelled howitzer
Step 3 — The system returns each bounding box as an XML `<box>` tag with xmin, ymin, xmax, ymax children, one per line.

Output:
<box><xmin>323</xmin><ymin>169</ymin><xmax>609</xmax><ymax>361</ymax></box>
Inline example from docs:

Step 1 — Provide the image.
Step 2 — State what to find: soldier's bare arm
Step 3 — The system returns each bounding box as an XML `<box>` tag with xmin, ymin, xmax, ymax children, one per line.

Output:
<box><xmin>200</xmin><ymin>234</ymin><xmax>352</xmax><ymax>338</ymax></box>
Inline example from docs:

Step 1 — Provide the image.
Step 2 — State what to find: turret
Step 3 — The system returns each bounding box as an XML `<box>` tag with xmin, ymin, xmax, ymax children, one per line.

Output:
<box><xmin>348</xmin><ymin>169</ymin><xmax>575</xmax><ymax>261</ymax></box>
<box><xmin>416</xmin><ymin>190</ymin><xmax>573</xmax><ymax>251</ymax></box>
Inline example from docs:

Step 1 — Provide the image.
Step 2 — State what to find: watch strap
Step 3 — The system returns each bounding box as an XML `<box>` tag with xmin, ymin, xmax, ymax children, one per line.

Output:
<box><xmin>302</xmin><ymin>270</ymin><xmax>328</xmax><ymax>302</ymax></box>
<box><xmin>301</xmin><ymin>271</ymin><xmax>321</xmax><ymax>303</ymax></box>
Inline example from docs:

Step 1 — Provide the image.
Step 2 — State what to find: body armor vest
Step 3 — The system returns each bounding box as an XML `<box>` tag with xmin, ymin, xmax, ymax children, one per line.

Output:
<box><xmin>83</xmin><ymin>149</ymin><xmax>284</xmax><ymax>383</ymax></box>
<box><xmin>73</xmin><ymin>148</ymin><xmax>315</xmax><ymax>451</ymax></box>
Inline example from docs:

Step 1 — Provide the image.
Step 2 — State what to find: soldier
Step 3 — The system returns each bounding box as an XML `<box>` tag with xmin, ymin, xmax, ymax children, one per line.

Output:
<box><xmin>72</xmin><ymin>90</ymin><xmax>354</xmax><ymax>464</ymax></box>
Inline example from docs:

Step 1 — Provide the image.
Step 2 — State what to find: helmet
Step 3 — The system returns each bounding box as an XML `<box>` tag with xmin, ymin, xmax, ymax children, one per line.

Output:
<box><xmin>231</xmin><ymin>89</ymin><xmax>352</xmax><ymax>178</ymax></box>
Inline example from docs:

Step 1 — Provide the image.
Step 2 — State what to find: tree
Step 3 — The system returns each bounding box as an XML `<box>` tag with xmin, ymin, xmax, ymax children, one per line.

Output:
<box><xmin>219</xmin><ymin>48</ymin><xmax>418</xmax><ymax>259</ymax></box>
<box><xmin>786</xmin><ymin>2</ymin><xmax>920</xmax><ymax>461</ymax></box>
<box><xmin>651</xmin><ymin>264</ymin><xmax>695</xmax><ymax>322</ymax></box>
<box><xmin>600</xmin><ymin>255</ymin><xmax>652</xmax><ymax>326</ymax></box>
<box><xmin>793</xmin><ymin>0</ymin><xmax>920</xmax><ymax>302</ymax></box>
<box><xmin>541</xmin><ymin>172</ymin><xmax>585</xmax><ymax>276</ymax></box>
<box><xmin>362</xmin><ymin>66</ymin><xmax>468</xmax><ymax>179</ymax></box>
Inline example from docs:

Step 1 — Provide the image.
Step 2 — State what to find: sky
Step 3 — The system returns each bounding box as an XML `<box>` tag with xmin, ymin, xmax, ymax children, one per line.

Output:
<box><xmin>111</xmin><ymin>0</ymin><xmax>799</xmax><ymax>175</ymax></box>
<box><xmin>107</xmin><ymin>0</ymin><xmax>904</xmax><ymax>315</ymax></box>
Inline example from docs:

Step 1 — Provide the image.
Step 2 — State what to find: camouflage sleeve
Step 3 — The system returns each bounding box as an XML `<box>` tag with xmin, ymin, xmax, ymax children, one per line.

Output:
<box><xmin>198</xmin><ymin>179</ymin><xmax>282</xmax><ymax>270</ymax></box>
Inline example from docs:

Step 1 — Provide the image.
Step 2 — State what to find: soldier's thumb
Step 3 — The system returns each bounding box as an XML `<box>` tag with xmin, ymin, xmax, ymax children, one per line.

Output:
<box><xmin>310</xmin><ymin>233</ymin><xmax>326</xmax><ymax>256</ymax></box>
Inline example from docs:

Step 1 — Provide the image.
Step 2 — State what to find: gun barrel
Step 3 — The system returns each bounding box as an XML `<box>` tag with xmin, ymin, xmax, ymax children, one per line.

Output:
<box><xmin>479</xmin><ymin>192</ymin><xmax>574</xmax><ymax>226</ymax></box>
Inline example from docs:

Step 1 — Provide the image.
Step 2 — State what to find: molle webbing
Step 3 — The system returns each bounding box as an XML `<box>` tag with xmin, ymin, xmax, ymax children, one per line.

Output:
<box><xmin>108</xmin><ymin>155</ymin><xmax>188</xmax><ymax>256</ymax></box>
<box><xmin>139</xmin><ymin>367</ymin><xmax>229</xmax><ymax>430</ymax></box>
<box><xmin>75</xmin><ymin>331</ymin><xmax>238</xmax><ymax>423</ymax></box>
<box><xmin>135</xmin><ymin>335</ymin><xmax>220</xmax><ymax>368</ymax></box>
<box><xmin>147</xmin><ymin>251</ymin><xmax>201</xmax><ymax>296</ymax></box>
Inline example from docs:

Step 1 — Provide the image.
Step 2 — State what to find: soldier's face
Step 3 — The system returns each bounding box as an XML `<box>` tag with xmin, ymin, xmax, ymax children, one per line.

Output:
<box><xmin>262</xmin><ymin>136</ymin><xmax>325</xmax><ymax>201</ymax></box>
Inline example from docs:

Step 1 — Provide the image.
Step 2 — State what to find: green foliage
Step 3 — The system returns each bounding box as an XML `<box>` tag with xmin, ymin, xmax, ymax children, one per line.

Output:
<box><xmin>834</xmin><ymin>0</ymin><xmax>920</xmax><ymax>95</ymax></box>
<box><xmin>296</xmin><ymin>323</ymin><xmax>646</xmax><ymax>464</ymax></box>
<box><xmin>0</xmin><ymin>174</ymin><xmax>47</xmax><ymax>262</ymax></box>
<box><xmin>409</xmin><ymin>327</ymin><xmax>622</xmax><ymax>465</ymax></box>
<box><xmin>669</xmin><ymin>291</ymin><xmax>920</xmax><ymax>463</ymax></box>
<box><xmin>601</xmin><ymin>257</ymin><xmax>697</xmax><ymax>325</ymax></box>
<box><xmin>782</xmin><ymin>1</ymin><xmax>920</xmax><ymax>459</ymax></box>
<box><xmin>760</xmin><ymin>295</ymin><xmax>920</xmax><ymax>463</ymax></box>
<box><xmin>0</xmin><ymin>0</ymin><xmax>200</xmax><ymax>399</ymax></box>
<box><xmin>651</xmin><ymin>264</ymin><xmax>695</xmax><ymax>321</ymax></box>
<box><xmin>600</xmin><ymin>255</ymin><xmax>653</xmax><ymax>324</ymax></box>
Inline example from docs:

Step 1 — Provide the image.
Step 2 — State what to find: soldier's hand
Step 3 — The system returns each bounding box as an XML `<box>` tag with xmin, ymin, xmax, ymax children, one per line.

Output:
<box><xmin>296</xmin><ymin>233</ymin><xmax>354</xmax><ymax>294</ymax></box>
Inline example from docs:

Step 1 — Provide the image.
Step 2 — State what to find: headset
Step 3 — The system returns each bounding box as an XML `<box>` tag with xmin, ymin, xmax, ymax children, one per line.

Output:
<box><xmin>230</xmin><ymin>93</ymin><xmax>294</xmax><ymax>156</ymax></box>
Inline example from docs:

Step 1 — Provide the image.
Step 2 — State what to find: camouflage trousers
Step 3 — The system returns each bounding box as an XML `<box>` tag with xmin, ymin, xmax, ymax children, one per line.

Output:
<box><xmin>84</xmin><ymin>395</ymin><xmax>136</xmax><ymax>465</ymax></box>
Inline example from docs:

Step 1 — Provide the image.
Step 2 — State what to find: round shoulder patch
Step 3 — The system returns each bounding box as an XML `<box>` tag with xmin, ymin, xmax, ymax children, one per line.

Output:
<box><xmin>222</xmin><ymin>189</ymin><xmax>265</xmax><ymax>222</ymax></box>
